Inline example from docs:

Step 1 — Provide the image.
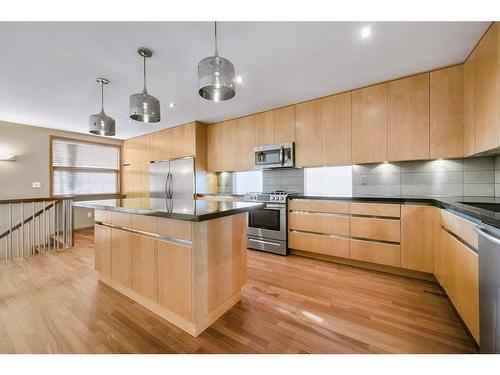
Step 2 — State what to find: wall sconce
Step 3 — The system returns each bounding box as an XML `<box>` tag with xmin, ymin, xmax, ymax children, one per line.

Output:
<box><xmin>0</xmin><ymin>151</ymin><xmax>16</xmax><ymax>161</ymax></box>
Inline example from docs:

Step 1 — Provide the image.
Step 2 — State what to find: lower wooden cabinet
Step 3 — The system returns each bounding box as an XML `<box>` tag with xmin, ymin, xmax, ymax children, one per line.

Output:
<box><xmin>401</xmin><ymin>205</ymin><xmax>434</xmax><ymax>273</ymax></box>
<box><xmin>288</xmin><ymin>231</ymin><xmax>349</xmax><ymax>258</ymax></box>
<box><xmin>94</xmin><ymin>224</ymin><xmax>111</xmax><ymax>278</ymax></box>
<box><xmin>111</xmin><ymin>228</ymin><xmax>132</xmax><ymax>288</ymax></box>
<box><xmin>350</xmin><ymin>239</ymin><xmax>401</xmax><ymax>267</ymax></box>
<box><xmin>350</xmin><ymin>216</ymin><xmax>400</xmax><ymax>242</ymax></box>
<box><xmin>289</xmin><ymin>212</ymin><xmax>350</xmax><ymax>236</ymax></box>
<box><xmin>131</xmin><ymin>234</ymin><xmax>158</xmax><ymax>302</ymax></box>
<box><xmin>157</xmin><ymin>241</ymin><xmax>193</xmax><ymax>320</ymax></box>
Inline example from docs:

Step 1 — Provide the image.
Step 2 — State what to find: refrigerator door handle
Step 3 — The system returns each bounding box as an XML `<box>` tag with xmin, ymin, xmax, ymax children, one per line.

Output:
<box><xmin>168</xmin><ymin>172</ymin><xmax>173</xmax><ymax>199</ymax></box>
<box><xmin>164</xmin><ymin>172</ymin><xmax>170</xmax><ymax>199</ymax></box>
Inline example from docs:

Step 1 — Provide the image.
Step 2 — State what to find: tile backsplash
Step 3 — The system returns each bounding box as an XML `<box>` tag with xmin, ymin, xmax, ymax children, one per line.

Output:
<box><xmin>262</xmin><ymin>168</ymin><xmax>304</xmax><ymax>193</ymax></box>
<box><xmin>353</xmin><ymin>157</ymin><xmax>498</xmax><ymax>197</ymax></box>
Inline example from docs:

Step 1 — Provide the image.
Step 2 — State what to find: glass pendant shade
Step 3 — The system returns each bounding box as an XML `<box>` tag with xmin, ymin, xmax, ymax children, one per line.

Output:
<box><xmin>89</xmin><ymin>78</ymin><xmax>116</xmax><ymax>136</ymax></box>
<box><xmin>198</xmin><ymin>22</ymin><xmax>236</xmax><ymax>101</ymax></box>
<box><xmin>130</xmin><ymin>48</ymin><xmax>160</xmax><ymax>123</ymax></box>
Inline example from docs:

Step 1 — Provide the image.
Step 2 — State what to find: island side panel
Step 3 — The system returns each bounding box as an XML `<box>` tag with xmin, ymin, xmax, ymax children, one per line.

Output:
<box><xmin>191</xmin><ymin>213</ymin><xmax>247</xmax><ymax>333</ymax></box>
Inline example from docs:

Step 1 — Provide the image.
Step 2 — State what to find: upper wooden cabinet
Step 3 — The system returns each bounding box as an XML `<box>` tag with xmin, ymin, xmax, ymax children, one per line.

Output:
<box><xmin>237</xmin><ymin>115</ymin><xmax>256</xmax><ymax>171</ymax></box>
<box><xmin>352</xmin><ymin>83</ymin><xmax>388</xmax><ymax>164</ymax></box>
<box><xmin>321</xmin><ymin>92</ymin><xmax>351</xmax><ymax>166</ymax></box>
<box><xmin>220</xmin><ymin>119</ymin><xmax>238</xmax><ymax>172</ymax></box>
<box><xmin>464</xmin><ymin>50</ymin><xmax>476</xmax><ymax>157</ymax></box>
<box><xmin>122</xmin><ymin>163</ymin><xmax>149</xmax><ymax>198</ymax></box>
<box><xmin>430</xmin><ymin>65</ymin><xmax>464</xmax><ymax>159</ymax></box>
<box><xmin>207</xmin><ymin>122</ymin><xmax>222</xmax><ymax>172</ymax></box>
<box><xmin>255</xmin><ymin>111</ymin><xmax>274</xmax><ymax>146</ymax></box>
<box><xmin>272</xmin><ymin>106</ymin><xmax>295</xmax><ymax>143</ymax></box>
<box><xmin>295</xmin><ymin>99</ymin><xmax>322</xmax><ymax>167</ymax></box>
<box><xmin>473</xmin><ymin>23</ymin><xmax>499</xmax><ymax>154</ymax></box>
<box><xmin>150</xmin><ymin>122</ymin><xmax>197</xmax><ymax>161</ymax></box>
<box><xmin>388</xmin><ymin>73</ymin><xmax>430</xmax><ymax>162</ymax></box>
<box><xmin>123</xmin><ymin>134</ymin><xmax>151</xmax><ymax>164</ymax></box>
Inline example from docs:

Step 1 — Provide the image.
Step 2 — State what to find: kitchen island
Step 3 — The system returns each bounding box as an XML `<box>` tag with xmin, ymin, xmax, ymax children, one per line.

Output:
<box><xmin>74</xmin><ymin>198</ymin><xmax>264</xmax><ymax>336</ymax></box>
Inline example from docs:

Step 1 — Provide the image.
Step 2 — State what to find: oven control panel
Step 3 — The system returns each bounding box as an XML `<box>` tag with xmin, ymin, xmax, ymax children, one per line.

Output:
<box><xmin>244</xmin><ymin>192</ymin><xmax>291</xmax><ymax>203</ymax></box>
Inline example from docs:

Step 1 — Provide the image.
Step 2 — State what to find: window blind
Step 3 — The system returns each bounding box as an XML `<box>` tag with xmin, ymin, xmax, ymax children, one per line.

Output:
<box><xmin>51</xmin><ymin>138</ymin><xmax>120</xmax><ymax>196</ymax></box>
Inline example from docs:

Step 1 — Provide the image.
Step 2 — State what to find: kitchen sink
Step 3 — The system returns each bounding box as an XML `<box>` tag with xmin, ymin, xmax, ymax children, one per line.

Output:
<box><xmin>459</xmin><ymin>202</ymin><xmax>500</xmax><ymax>212</ymax></box>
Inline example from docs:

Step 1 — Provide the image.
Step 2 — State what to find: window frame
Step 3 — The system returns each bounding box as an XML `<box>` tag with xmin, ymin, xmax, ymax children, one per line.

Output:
<box><xmin>49</xmin><ymin>135</ymin><xmax>122</xmax><ymax>199</ymax></box>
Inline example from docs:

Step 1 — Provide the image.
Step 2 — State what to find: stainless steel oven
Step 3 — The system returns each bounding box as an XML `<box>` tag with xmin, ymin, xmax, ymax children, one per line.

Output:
<box><xmin>254</xmin><ymin>142</ymin><xmax>294</xmax><ymax>169</ymax></box>
<box><xmin>244</xmin><ymin>192</ymin><xmax>290</xmax><ymax>255</ymax></box>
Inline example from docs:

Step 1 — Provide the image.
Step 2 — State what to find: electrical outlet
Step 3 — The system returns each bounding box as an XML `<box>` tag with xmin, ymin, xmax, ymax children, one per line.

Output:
<box><xmin>87</xmin><ymin>211</ymin><xmax>92</xmax><ymax>218</ymax></box>
<box><xmin>32</xmin><ymin>181</ymin><xmax>41</xmax><ymax>188</ymax></box>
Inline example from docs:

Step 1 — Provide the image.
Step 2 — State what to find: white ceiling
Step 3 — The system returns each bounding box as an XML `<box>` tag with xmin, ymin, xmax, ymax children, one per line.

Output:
<box><xmin>0</xmin><ymin>22</ymin><xmax>490</xmax><ymax>140</ymax></box>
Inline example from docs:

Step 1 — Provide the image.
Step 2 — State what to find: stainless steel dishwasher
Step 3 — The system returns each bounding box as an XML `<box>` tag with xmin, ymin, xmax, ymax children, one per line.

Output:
<box><xmin>475</xmin><ymin>224</ymin><xmax>500</xmax><ymax>353</ymax></box>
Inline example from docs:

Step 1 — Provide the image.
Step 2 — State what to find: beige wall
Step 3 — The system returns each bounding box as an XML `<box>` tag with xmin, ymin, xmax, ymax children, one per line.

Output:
<box><xmin>0</xmin><ymin>120</ymin><xmax>122</xmax><ymax>228</ymax></box>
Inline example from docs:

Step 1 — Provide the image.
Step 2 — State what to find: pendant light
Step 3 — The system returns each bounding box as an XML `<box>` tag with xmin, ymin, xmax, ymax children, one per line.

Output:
<box><xmin>198</xmin><ymin>21</ymin><xmax>236</xmax><ymax>101</ymax></box>
<box><xmin>129</xmin><ymin>48</ymin><xmax>160</xmax><ymax>123</ymax></box>
<box><xmin>89</xmin><ymin>78</ymin><xmax>116</xmax><ymax>136</ymax></box>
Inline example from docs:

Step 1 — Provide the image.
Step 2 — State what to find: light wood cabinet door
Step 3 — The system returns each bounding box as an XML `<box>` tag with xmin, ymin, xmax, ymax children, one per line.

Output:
<box><xmin>295</xmin><ymin>99</ymin><xmax>322</xmax><ymax>167</ymax></box>
<box><xmin>151</xmin><ymin>128</ymin><xmax>172</xmax><ymax>161</ymax></box>
<box><xmin>272</xmin><ymin>106</ymin><xmax>295</xmax><ymax>143</ymax></box>
<box><xmin>321</xmin><ymin>92</ymin><xmax>351</xmax><ymax>166</ymax></box>
<box><xmin>157</xmin><ymin>241</ymin><xmax>192</xmax><ymax>320</ymax></box>
<box><xmin>430</xmin><ymin>65</ymin><xmax>464</xmax><ymax>158</ymax></box>
<box><xmin>401</xmin><ymin>205</ymin><xmax>434</xmax><ymax>273</ymax></box>
<box><xmin>220</xmin><ymin>120</ymin><xmax>238</xmax><ymax>171</ymax></box>
<box><xmin>123</xmin><ymin>135</ymin><xmax>151</xmax><ymax>164</ymax></box>
<box><xmin>474</xmin><ymin>23</ymin><xmax>499</xmax><ymax>153</ymax></box>
<box><xmin>207</xmin><ymin>123</ymin><xmax>222</xmax><ymax>172</ymax></box>
<box><xmin>122</xmin><ymin>163</ymin><xmax>149</xmax><ymax>198</ymax></box>
<box><xmin>236</xmin><ymin>115</ymin><xmax>256</xmax><ymax>171</ymax></box>
<box><xmin>388</xmin><ymin>73</ymin><xmax>430</xmax><ymax>161</ymax></box>
<box><xmin>181</xmin><ymin>122</ymin><xmax>197</xmax><ymax>158</ymax></box>
<box><xmin>464</xmin><ymin>52</ymin><xmax>476</xmax><ymax>156</ymax></box>
<box><xmin>111</xmin><ymin>228</ymin><xmax>132</xmax><ymax>288</ymax></box>
<box><xmin>94</xmin><ymin>224</ymin><xmax>112</xmax><ymax>278</ymax></box>
<box><xmin>352</xmin><ymin>83</ymin><xmax>388</xmax><ymax>164</ymax></box>
<box><xmin>255</xmin><ymin>111</ymin><xmax>273</xmax><ymax>146</ymax></box>
<box><xmin>131</xmin><ymin>234</ymin><xmax>158</xmax><ymax>302</ymax></box>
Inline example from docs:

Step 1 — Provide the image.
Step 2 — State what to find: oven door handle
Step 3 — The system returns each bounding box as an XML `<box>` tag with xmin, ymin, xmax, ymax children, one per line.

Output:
<box><xmin>248</xmin><ymin>238</ymin><xmax>283</xmax><ymax>246</ymax></box>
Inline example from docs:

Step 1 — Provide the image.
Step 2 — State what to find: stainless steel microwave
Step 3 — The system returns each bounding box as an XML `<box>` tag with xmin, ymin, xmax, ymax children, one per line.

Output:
<box><xmin>254</xmin><ymin>142</ymin><xmax>295</xmax><ymax>169</ymax></box>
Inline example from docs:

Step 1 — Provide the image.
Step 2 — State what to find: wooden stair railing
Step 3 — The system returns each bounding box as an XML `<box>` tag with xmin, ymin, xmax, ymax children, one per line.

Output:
<box><xmin>0</xmin><ymin>197</ymin><xmax>73</xmax><ymax>261</ymax></box>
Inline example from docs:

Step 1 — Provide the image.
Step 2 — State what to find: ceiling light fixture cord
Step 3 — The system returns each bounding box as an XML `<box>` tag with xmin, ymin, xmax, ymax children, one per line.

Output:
<box><xmin>214</xmin><ymin>21</ymin><xmax>219</xmax><ymax>57</ymax></box>
<box><xmin>143</xmin><ymin>55</ymin><xmax>147</xmax><ymax>93</ymax></box>
<box><xmin>101</xmin><ymin>81</ymin><xmax>104</xmax><ymax>112</ymax></box>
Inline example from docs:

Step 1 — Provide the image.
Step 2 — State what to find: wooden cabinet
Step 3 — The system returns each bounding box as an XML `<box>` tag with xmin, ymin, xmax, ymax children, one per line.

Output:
<box><xmin>150</xmin><ymin>122</ymin><xmax>197</xmax><ymax>161</ymax></box>
<box><xmin>131</xmin><ymin>234</ymin><xmax>158</xmax><ymax>302</ymax></box>
<box><xmin>220</xmin><ymin>119</ymin><xmax>238</xmax><ymax>171</ymax></box>
<box><xmin>122</xmin><ymin>163</ymin><xmax>149</xmax><ymax>198</ymax></box>
<box><xmin>464</xmin><ymin>52</ymin><xmax>476</xmax><ymax>156</ymax></box>
<box><xmin>295</xmin><ymin>99</ymin><xmax>322</xmax><ymax>167</ymax></box>
<box><xmin>473</xmin><ymin>23</ymin><xmax>499</xmax><ymax>153</ymax></box>
<box><xmin>352</xmin><ymin>83</ymin><xmax>388</xmax><ymax>164</ymax></box>
<box><xmin>430</xmin><ymin>65</ymin><xmax>464</xmax><ymax>158</ymax></box>
<box><xmin>350</xmin><ymin>217</ymin><xmax>400</xmax><ymax>243</ymax></box>
<box><xmin>350</xmin><ymin>239</ymin><xmax>401</xmax><ymax>267</ymax></box>
<box><xmin>111</xmin><ymin>228</ymin><xmax>132</xmax><ymax>288</ymax></box>
<box><xmin>437</xmin><ymin>228</ymin><xmax>479</xmax><ymax>342</ymax></box>
<box><xmin>401</xmin><ymin>205</ymin><xmax>434</xmax><ymax>273</ymax></box>
<box><xmin>207</xmin><ymin>122</ymin><xmax>222</xmax><ymax>172</ymax></box>
<box><xmin>289</xmin><ymin>231</ymin><xmax>350</xmax><ymax>258</ymax></box>
<box><xmin>321</xmin><ymin>92</ymin><xmax>351</xmax><ymax>166</ymax></box>
<box><xmin>289</xmin><ymin>212</ymin><xmax>350</xmax><ymax>236</ymax></box>
<box><xmin>236</xmin><ymin>115</ymin><xmax>256</xmax><ymax>171</ymax></box>
<box><xmin>255</xmin><ymin>111</ymin><xmax>274</xmax><ymax>146</ymax></box>
<box><xmin>272</xmin><ymin>106</ymin><xmax>295</xmax><ymax>143</ymax></box>
<box><xmin>123</xmin><ymin>134</ymin><xmax>151</xmax><ymax>164</ymax></box>
<box><xmin>157</xmin><ymin>241</ymin><xmax>192</xmax><ymax>320</ymax></box>
<box><xmin>388</xmin><ymin>73</ymin><xmax>430</xmax><ymax>161</ymax></box>
<box><xmin>94</xmin><ymin>224</ymin><xmax>112</xmax><ymax>278</ymax></box>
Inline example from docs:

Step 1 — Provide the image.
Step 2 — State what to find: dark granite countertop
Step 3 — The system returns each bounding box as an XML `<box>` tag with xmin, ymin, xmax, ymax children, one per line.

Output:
<box><xmin>290</xmin><ymin>195</ymin><xmax>500</xmax><ymax>229</ymax></box>
<box><xmin>74</xmin><ymin>198</ymin><xmax>264</xmax><ymax>222</ymax></box>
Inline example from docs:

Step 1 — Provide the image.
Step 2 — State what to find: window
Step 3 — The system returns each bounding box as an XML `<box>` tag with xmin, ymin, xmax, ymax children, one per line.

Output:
<box><xmin>233</xmin><ymin>170</ymin><xmax>262</xmax><ymax>194</ymax></box>
<box><xmin>51</xmin><ymin>137</ymin><xmax>120</xmax><ymax>197</ymax></box>
<box><xmin>304</xmin><ymin>166</ymin><xmax>352</xmax><ymax>196</ymax></box>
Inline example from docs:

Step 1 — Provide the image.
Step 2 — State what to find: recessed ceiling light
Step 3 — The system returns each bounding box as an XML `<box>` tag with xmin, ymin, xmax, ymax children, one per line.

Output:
<box><xmin>169</xmin><ymin>102</ymin><xmax>176</xmax><ymax>108</ymax></box>
<box><xmin>360</xmin><ymin>26</ymin><xmax>371</xmax><ymax>39</ymax></box>
<box><xmin>235</xmin><ymin>75</ymin><xmax>243</xmax><ymax>84</ymax></box>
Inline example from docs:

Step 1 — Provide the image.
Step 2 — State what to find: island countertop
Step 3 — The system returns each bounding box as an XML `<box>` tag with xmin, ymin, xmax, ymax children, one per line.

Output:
<box><xmin>74</xmin><ymin>198</ymin><xmax>264</xmax><ymax>222</ymax></box>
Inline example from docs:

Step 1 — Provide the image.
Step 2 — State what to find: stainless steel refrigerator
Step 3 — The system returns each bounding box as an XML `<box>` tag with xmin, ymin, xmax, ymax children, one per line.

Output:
<box><xmin>150</xmin><ymin>157</ymin><xmax>195</xmax><ymax>201</ymax></box>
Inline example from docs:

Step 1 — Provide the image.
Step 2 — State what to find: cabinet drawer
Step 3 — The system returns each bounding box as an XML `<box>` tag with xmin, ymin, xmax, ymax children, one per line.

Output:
<box><xmin>289</xmin><ymin>212</ymin><xmax>350</xmax><ymax>236</ymax></box>
<box><xmin>289</xmin><ymin>231</ymin><xmax>349</xmax><ymax>258</ymax></box>
<box><xmin>111</xmin><ymin>211</ymin><xmax>132</xmax><ymax>227</ymax></box>
<box><xmin>440</xmin><ymin>209</ymin><xmax>478</xmax><ymax>249</ymax></box>
<box><xmin>350</xmin><ymin>239</ymin><xmax>401</xmax><ymax>267</ymax></box>
<box><xmin>95</xmin><ymin>209</ymin><xmax>111</xmax><ymax>224</ymax></box>
<box><xmin>289</xmin><ymin>199</ymin><xmax>349</xmax><ymax>214</ymax></box>
<box><xmin>131</xmin><ymin>214</ymin><xmax>158</xmax><ymax>233</ymax></box>
<box><xmin>350</xmin><ymin>217</ymin><xmax>400</xmax><ymax>242</ymax></box>
<box><xmin>350</xmin><ymin>202</ymin><xmax>400</xmax><ymax>218</ymax></box>
<box><xmin>158</xmin><ymin>217</ymin><xmax>192</xmax><ymax>242</ymax></box>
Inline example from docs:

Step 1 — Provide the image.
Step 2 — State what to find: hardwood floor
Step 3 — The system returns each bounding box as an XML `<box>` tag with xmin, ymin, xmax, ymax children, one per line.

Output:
<box><xmin>0</xmin><ymin>229</ymin><xmax>477</xmax><ymax>353</ymax></box>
